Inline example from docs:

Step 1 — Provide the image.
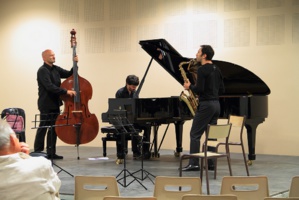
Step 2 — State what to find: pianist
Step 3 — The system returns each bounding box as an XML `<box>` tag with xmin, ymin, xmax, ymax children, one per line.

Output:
<box><xmin>115</xmin><ymin>75</ymin><xmax>143</xmax><ymax>159</ymax></box>
<box><xmin>182</xmin><ymin>45</ymin><xmax>225</xmax><ymax>171</ymax></box>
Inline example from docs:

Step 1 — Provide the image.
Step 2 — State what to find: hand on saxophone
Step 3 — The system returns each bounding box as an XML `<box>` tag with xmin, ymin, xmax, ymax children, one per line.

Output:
<box><xmin>183</xmin><ymin>79</ymin><xmax>191</xmax><ymax>90</ymax></box>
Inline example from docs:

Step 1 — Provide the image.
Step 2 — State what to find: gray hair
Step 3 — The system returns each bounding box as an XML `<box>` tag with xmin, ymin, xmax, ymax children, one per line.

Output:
<box><xmin>0</xmin><ymin>120</ymin><xmax>15</xmax><ymax>150</ymax></box>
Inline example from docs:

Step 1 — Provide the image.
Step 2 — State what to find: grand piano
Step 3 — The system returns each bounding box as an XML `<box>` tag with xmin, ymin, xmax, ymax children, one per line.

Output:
<box><xmin>102</xmin><ymin>39</ymin><xmax>271</xmax><ymax>161</ymax></box>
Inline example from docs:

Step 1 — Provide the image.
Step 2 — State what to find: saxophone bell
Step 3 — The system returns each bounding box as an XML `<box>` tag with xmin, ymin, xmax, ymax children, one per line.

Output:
<box><xmin>178</xmin><ymin>60</ymin><xmax>199</xmax><ymax>117</ymax></box>
<box><xmin>180</xmin><ymin>90</ymin><xmax>197</xmax><ymax>116</ymax></box>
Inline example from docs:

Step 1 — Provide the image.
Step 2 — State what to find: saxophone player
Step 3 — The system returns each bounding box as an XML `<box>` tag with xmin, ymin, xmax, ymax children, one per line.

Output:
<box><xmin>182</xmin><ymin>45</ymin><xmax>225</xmax><ymax>171</ymax></box>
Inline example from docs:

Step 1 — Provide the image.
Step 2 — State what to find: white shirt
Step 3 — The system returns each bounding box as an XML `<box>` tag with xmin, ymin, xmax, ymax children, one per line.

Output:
<box><xmin>0</xmin><ymin>152</ymin><xmax>61</xmax><ymax>200</ymax></box>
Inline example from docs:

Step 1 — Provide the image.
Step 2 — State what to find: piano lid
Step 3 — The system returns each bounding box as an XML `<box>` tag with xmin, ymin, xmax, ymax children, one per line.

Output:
<box><xmin>139</xmin><ymin>39</ymin><xmax>271</xmax><ymax>96</ymax></box>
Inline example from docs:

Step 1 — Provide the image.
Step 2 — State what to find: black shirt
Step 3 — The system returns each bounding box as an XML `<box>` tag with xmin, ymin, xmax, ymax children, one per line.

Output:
<box><xmin>115</xmin><ymin>86</ymin><xmax>138</xmax><ymax>98</ymax></box>
<box><xmin>37</xmin><ymin>63</ymin><xmax>73</xmax><ymax>110</ymax></box>
<box><xmin>190</xmin><ymin>63</ymin><xmax>225</xmax><ymax>101</ymax></box>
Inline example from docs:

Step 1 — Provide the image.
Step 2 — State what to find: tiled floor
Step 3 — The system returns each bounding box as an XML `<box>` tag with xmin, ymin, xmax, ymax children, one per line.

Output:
<box><xmin>50</xmin><ymin>146</ymin><xmax>298</xmax><ymax>199</ymax></box>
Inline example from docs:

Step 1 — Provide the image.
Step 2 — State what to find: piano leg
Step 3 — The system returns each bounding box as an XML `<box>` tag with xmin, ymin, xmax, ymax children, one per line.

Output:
<box><xmin>174</xmin><ymin>121</ymin><xmax>185</xmax><ymax>157</ymax></box>
<box><xmin>245</xmin><ymin>119</ymin><xmax>264</xmax><ymax>164</ymax></box>
<box><xmin>151</xmin><ymin>125</ymin><xmax>160</xmax><ymax>158</ymax></box>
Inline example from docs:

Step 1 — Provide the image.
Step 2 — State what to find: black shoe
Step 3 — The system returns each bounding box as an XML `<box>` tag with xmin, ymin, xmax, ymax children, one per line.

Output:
<box><xmin>208</xmin><ymin>159</ymin><xmax>215</xmax><ymax>170</ymax></box>
<box><xmin>208</xmin><ymin>164</ymin><xmax>215</xmax><ymax>170</ymax></box>
<box><xmin>133</xmin><ymin>152</ymin><xmax>142</xmax><ymax>160</ymax></box>
<box><xmin>181</xmin><ymin>164</ymin><xmax>200</xmax><ymax>171</ymax></box>
<box><xmin>47</xmin><ymin>154</ymin><xmax>63</xmax><ymax>159</ymax></box>
<box><xmin>143</xmin><ymin>152</ymin><xmax>151</xmax><ymax>160</ymax></box>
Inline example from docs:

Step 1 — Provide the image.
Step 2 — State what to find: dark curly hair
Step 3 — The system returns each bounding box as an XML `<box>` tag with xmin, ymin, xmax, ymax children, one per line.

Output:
<box><xmin>200</xmin><ymin>45</ymin><xmax>214</xmax><ymax>60</ymax></box>
<box><xmin>126</xmin><ymin>75</ymin><xmax>139</xmax><ymax>86</ymax></box>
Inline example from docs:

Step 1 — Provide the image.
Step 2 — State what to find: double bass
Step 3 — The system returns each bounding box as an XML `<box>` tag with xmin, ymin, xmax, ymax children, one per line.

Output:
<box><xmin>55</xmin><ymin>29</ymin><xmax>99</xmax><ymax>146</ymax></box>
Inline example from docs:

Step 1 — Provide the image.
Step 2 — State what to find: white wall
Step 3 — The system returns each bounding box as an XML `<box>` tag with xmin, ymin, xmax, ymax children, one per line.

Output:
<box><xmin>0</xmin><ymin>0</ymin><xmax>298</xmax><ymax>157</ymax></box>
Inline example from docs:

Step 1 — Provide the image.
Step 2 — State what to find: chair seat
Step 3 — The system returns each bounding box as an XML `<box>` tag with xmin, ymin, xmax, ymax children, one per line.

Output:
<box><xmin>227</xmin><ymin>141</ymin><xmax>242</xmax><ymax>145</ymax></box>
<box><xmin>182</xmin><ymin>194</ymin><xmax>238</xmax><ymax>200</ymax></box>
<box><xmin>207</xmin><ymin>141</ymin><xmax>242</xmax><ymax>147</ymax></box>
<box><xmin>207</xmin><ymin>141</ymin><xmax>220</xmax><ymax>147</ymax></box>
<box><xmin>188</xmin><ymin>151</ymin><xmax>229</xmax><ymax>158</ymax></box>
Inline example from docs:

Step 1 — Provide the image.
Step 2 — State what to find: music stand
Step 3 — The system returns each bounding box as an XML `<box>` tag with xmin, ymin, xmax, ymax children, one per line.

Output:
<box><xmin>131</xmin><ymin>134</ymin><xmax>155</xmax><ymax>184</ymax></box>
<box><xmin>108</xmin><ymin>111</ymin><xmax>147</xmax><ymax>190</ymax></box>
<box><xmin>31</xmin><ymin>113</ymin><xmax>74</xmax><ymax>177</ymax></box>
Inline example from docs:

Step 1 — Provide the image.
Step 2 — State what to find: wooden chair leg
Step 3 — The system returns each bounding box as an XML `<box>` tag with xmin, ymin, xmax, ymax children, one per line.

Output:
<box><xmin>214</xmin><ymin>158</ymin><xmax>217</xmax><ymax>179</ymax></box>
<box><xmin>214</xmin><ymin>145</ymin><xmax>220</xmax><ymax>179</ymax></box>
<box><xmin>241</xmin><ymin>144</ymin><xmax>250</xmax><ymax>176</ymax></box>
<box><xmin>204</xmin><ymin>157</ymin><xmax>210</xmax><ymax>194</ymax></box>
<box><xmin>200</xmin><ymin>158</ymin><xmax>204</xmax><ymax>183</ymax></box>
<box><xmin>179</xmin><ymin>155</ymin><xmax>191</xmax><ymax>177</ymax></box>
<box><xmin>226</xmin><ymin>147</ymin><xmax>233</xmax><ymax>176</ymax></box>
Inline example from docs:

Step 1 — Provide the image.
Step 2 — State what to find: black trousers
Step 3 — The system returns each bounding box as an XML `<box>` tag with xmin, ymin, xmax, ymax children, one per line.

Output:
<box><xmin>116</xmin><ymin>132</ymin><xmax>141</xmax><ymax>159</ymax></box>
<box><xmin>34</xmin><ymin>109</ymin><xmax>59</xmax><ymax>155</ymax></box>
<box><xmin>188</xmin><ymin>100</ymin><xmax>220</xmax><ymax>166</ymax></box>
<box><xmin>116</xmin><ymin>125</ymin><xmax>151</xmax><ymax>159</ymax></box>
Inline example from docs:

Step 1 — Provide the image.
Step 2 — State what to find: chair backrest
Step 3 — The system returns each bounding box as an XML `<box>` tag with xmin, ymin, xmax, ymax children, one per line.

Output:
<box><xmin>220</xmin><ymin>176</ymin><xmax>269</xmax><ymax>200</ymax></box>
<box><xmin>182</xmin><ymin>194</ymin><xmax>238</xmax><ymax>200</ymax></box>
<box><xmin>264</xmin><ymin>198</ymin><xmax>299</xmax><ymax>200</ymax></box>
<box><xmin>1</xmin><ymin>108</ymin><xmax>26</xmax><ymax>142</ymax></box>
<box><xmin>289</xmin><ymin>176</ymin><xmax>299</xmax><ymax>197</ymax></box>
<box><xmin>153</xmin><ymin>176</ymin><xmax>202</xmax><ymax>200</ymax></box>
<box><xmin>75</xmin><ymin>176</ymin><xmax>120</xmax><ymax>200</ymax></box>
<box><xmin>103</xmin><ymin>197</ymin><xmax>157</xmax><ymax>200</ymax></box>
<box><xmin>1</xmin><ymin>108</ymin><xmax>26</xmax><ymax>129</ymax></box>
<box><xmin>228</xmin><ymin>115</ymin><xmax>246</xmax><ymax>141</ymax></box>
<box><xmin>207</xmin><ymin>124</ymin><xmax>232</xmax><ymax>140</ymax></box>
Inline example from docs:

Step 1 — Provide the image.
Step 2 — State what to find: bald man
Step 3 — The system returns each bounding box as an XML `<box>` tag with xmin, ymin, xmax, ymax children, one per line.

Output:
<box><xmin>33</xmin><ymin>49</ymin><xmax>77</xmax><ymax>159</ymax></box>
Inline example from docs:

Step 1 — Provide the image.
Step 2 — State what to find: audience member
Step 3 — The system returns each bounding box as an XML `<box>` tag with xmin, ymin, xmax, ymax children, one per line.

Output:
<box><xmin>0</xmin><ymin>120</ymin><xmax>61</xmax><ymax>200</ymax></box>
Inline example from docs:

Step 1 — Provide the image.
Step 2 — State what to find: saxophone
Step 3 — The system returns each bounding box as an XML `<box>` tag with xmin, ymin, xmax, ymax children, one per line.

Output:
<box><xmin>179</xmin><ymin>59</ymin><xmax>198</xmax><ymax>116</ymax></box>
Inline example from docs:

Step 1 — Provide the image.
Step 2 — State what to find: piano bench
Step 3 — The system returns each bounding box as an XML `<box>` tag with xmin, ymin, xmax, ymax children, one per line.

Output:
<box><xmin>101</xmin><ymin>126</ymin><xmax>133</xmax><ymax>157</ymax></box>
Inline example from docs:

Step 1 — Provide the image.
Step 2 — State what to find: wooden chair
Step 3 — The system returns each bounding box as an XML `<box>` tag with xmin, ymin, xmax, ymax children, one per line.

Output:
<box><xmin>1</xmin><ymin>107</ymin><xmax>26</xmax><ymax>142</ymax></box>
<box><xmin>179</xmin><ymin>124</ymin><xmax>233</xmax><ymax>194</ymax></box>
<box><xmin>182</xmin><ymin>194</ymin><xmax>238</xmax><ymax>200</ymax></box>
<box><xmin>289</xmin><ymin>176</ymin><xmax>299</xmax><ymax>197</ymax></box>
<box><xmin>264</xmin><ymin>198</ymin><xmax>299</xmax><ymax>200</ymax></box>
<box><xmin>153</xmin><ymin>176</ymin><xmax>202</xmax><ymax>200</ymax></box>
<box><xmin>75</xmin><ymin>176</ymin><xmax>120</xmax><ymax>200</ymax></box>
<box><xmin>103</xmin><ymin>197</ymin><xmax>157</xmax><ymax>200</ymax></box>
<box><xmin>207</xmin><ymin>115</ymin><xmax>249</xmax><ymax>177</ymax></box>
<box><xmin>221</xmin><ymin>176</ymin><xmax>269</xmax><ymax>200</ymax></box>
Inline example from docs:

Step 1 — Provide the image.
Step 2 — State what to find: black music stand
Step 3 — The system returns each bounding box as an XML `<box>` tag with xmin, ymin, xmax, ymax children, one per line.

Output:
<box><xmin>31</xmin><ymin>113</ymin><xmax>73</xmax><ymax>177</ymax></box>
<box><xmin>108</xmin><ymin>111</ymin><xmax>147</xmax><ymax>190</ymax></box>
<box><xmin>131</xmin><ymin>134</ymin><xmax>155</xmax><ymax>184</ymax></box>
